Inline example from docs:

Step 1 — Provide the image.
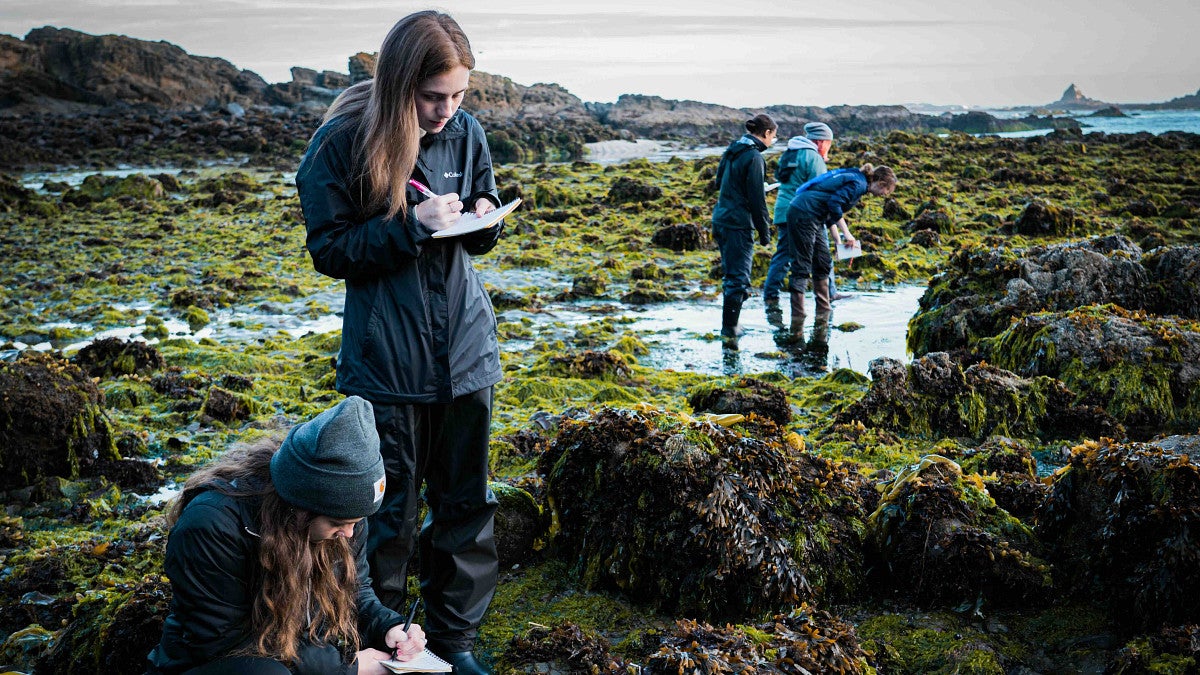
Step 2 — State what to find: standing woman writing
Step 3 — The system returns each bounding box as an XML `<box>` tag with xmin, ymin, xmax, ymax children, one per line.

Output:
<box><xmin>711</xmin><ymin>113</ymin><xmax>777</xmax><ymax>341</ymax></box>
<box><xmin>295</xmin><ymin>11</ymin><xmax>501</xmax><ymax>675</ymax></box>
<box><xmin>785</xmin><ymin>163</ymin><xmax>897</xmax><ymax>334</ymax></box>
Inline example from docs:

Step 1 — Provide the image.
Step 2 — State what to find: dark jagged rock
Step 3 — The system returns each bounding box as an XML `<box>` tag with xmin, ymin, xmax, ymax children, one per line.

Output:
<box><xmin>905</xmin><ymin>208</ymin><xmax>953</xmax><ymax>234</ymax></box>
<box><xmin>0</xmin><ymin>351</ymin><xmax>118</xmax><ymax>490</ymax></box>
<box><xmin>200</xmin><ymin>386</ymin><xmax>256</xmax><ymax>424</ymax></box>
<box><xmin>1050</xmin><ymin>83</ymin><xmax>1109</xmax><ymax>110</ymax></box>
<box><xmin>539</xmin><ymin>407</ymin><xmax>870</xmax><ymax>620</ymax></box>
<box><xmin>908</xmin><ymin>228</ymin><xmax>941</xmax><ymax>248</ymax></box>
<box><xmin>838</xmin><ymin>353</ymin><xmax>1120</xmax><ymax>441</ymax></box>
<box><xmin>1089</xmin><ymin>106</ymin><xmax>1128</xmax><ymax>118</ymax></box>
<box><xmin>1037</xmin><ymin>436</ymin><xmax>1200</xmax><ymax>631</ymax></box>
<box><xmin>868</xmin><ymin>456</ymin><xmax>1053</xmax><ymax>608</ymax></box>
<box><xmin>650</xmin><ymin>222</ymin><xmax>708</xmax><ymax>251</ymax></box>
<box><xmin>983</xmin><ymin>305</ymin><xmax>1200</xmax><ymax>438</ymax></box>
<box><xmin>73</xmin><ymin>337</ymin><xmax>164</xmax><ymax>378</ymax></box>
<box><xmin>687</xmin><ymin>377</ymin><xmax>792</xmax><ymax>426</ymax></box>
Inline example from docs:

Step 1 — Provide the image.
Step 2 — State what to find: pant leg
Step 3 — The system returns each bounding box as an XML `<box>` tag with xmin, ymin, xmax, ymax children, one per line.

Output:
<box><xmin>763</xmin><ymin>222</ymin><xmax>792</xmax><ymax>300</ymax></box>
<box><xmin>786</xmin><ymin>208</ymin><xmax>820</xmax><ymax>291</ymax></box>
<box><xmin>811</xmin><ymin>225</ymin><xmax>833</xmax><ymax>280</ymax></box>
<box><xmin>367</xmin><ymin>402</ymin><xmax>430</xmax><ymax>611</ymax></box>
<box><xmin>420</xmin><ymin>387</ymin><xmax>499</xmax><ymax>653</ymax></box>
<box><xmin>716</xmin><ymin>228</ymin><xmax>754</xmax><ymax>304</ymax></box>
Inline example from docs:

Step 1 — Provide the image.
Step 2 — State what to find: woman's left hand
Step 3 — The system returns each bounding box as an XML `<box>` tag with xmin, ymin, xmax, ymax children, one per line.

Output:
<box><xmin>474</xmin><ymin>199</ymin><xmax>497</xmax><ymax>217</ymax></box>
<box><xmin>385</xmin><ymin>622</ymin><xmax>427</xmax><ymax>660</ymax></box>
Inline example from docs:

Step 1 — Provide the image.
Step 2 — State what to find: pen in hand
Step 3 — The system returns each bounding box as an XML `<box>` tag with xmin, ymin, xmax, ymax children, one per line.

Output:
<box><xmin>407</xmin><ymin>178</ymin><xmax>438</xmax><ymax>200</ymax></box>
<box><xmin>392</xmin><ymin>598</ymin><xmax>420</xmax><ymax>661</ymax></box>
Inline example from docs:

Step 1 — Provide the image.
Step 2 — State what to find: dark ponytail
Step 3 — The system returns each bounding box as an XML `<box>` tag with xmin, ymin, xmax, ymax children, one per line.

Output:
<box><xmin>861</xmin><ymin>164</ymin><xmax>897</xmax><ymax>192</ymax></box>
<box><xmin>745</xmin><ymin>114</ymin><xmax>777</xmax><ymax>136</ymax></box>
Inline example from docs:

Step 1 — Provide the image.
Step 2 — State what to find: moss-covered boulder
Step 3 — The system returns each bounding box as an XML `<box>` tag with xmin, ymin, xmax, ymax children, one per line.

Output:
<box><xmin>0</xmin><ymin>351</ymin><xmax>119</xmax><ymax>490</ymax></box>
<box><xmin>837</xmin><ymin>353</ymin><xmax>1120</xmax><ymax>441</ymax></box>
<box><xmin>868</xmin><ymin>456</ymin><xmax>1053</xmax><ymax>608</ymax></box>
<box><xmin>491</xmin><ymin>482</ymin><xmax>543</xmax><ymax>569</ymax></box>
<box><xmin>1036</xmin><ymin>436</ymin><xmax>1200</xmax><ymax>631</ymax></box>
<box><xmin>200</xmin><ymin>385</ymin><xmax>258</xmax><ymax>424</ymax></box>
<box><xmin>687</xmin><ymin>376</ymin><xmax>792</xmax><ymax>426</ymax></box>
<box><xmin>651</xmin><ymin>222</ymin><xmax>708</xmax><ymax>251</ymax></box>
<box><xmin>539</xmin><ymin>407</ymin><xmax>870</xmax><ymax>620</ymax></box>
<box><xmin>907</xmin><ymin>235</ymin><xmax>1154</xmax><ymax>359</ymax></box>
<box><xmin>63</xmin><ymin>173</ymin><xmax>165</xmax><ymax>205</ymax></box>
<box><xmin>982</xmin><ymin>305</ymin><xmax>1200</xmax><ymax>438</ymax></box>
<box><xmin>73</xmin><ymin>337</ymin><xmax>165</xmax><ymax>378</ymax></box>
<box><xmin>605</xmin><ymin>176</ymin><xmax>662</xmax><ymax>204</ymax></box>
<box><xmin>1007</xmin><ymin>199</ymin><xmax>1077</xmax><ymax>237</ymax></box>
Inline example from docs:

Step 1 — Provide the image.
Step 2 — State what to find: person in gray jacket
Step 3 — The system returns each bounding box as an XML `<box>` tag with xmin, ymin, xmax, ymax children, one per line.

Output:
<box><xmin>763</xmin><ymin>122</ymin><xmax>833</xmax><ymax>311</ymax></box>
<box><xmin>295</xmin><ymin>11</ymin><xmax>499</xmax><ymax>675</ymax></box>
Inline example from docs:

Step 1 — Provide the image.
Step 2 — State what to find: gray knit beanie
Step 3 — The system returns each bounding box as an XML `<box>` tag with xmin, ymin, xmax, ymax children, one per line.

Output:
<box><xmin>270</xmin><ymin>396</ymin><xmax>385</xmax><ymax>519</ymax></box>
<box><xmin>804</xmin><ymin>122</ymin><xmax>834</xmax><ymax>141</ymax></box>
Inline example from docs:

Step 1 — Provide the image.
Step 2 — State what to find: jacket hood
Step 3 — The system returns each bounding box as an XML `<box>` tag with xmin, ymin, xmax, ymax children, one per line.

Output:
<box><xmin>787</xmin><ymin>136</ymin><xmax>819</xmax><ymax>151</ymax></box>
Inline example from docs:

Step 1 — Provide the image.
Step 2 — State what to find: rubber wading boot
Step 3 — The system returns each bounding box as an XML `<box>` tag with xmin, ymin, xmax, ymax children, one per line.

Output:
<box><xmin>436</xmin><ymin>651</ymin><xmax>493</xmax><ymax>675</ymax></box>
<box><xmin>789</xmin><ymin>280</ymin><xmax>809</xmax><ymax>334</ymax></box>
<box><xmin>764</xmin><ymin>295</ymin><xmax>784</xmax><ymax>328</ymax></box>
<box><xmin>814</xmin><ymin>276</ymin><xmax>833</xmax><ymax>315</ymax></box>
<box><xmin>720</xmin><ymin>297</ymin><xmax>743</xmax><ymax>339</ymax></box>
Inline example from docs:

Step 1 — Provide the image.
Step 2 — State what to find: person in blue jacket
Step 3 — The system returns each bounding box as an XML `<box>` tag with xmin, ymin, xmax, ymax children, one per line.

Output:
<box><xmin>295</xmin><ymin>11</ymin><xmax>499</xmax><ymax>675</ymax></box>
<box><xmin>786</xmin><ymin>163</ymin><xmax>897</xmax><ymax>332</ymax></box>
<box><xmin>148</xmin><ymin>396</ymin><xmax>427</xmax><ymax>675</ymax></box>
<box><xmin>763</xmin><ymin>122</ymin><xmax>834</xmax><ymax>313</ymax></box>
<box><xmin>711</xmin><ymin>113</ymin><xmax>777</xmax><ymax>340</ymax></box>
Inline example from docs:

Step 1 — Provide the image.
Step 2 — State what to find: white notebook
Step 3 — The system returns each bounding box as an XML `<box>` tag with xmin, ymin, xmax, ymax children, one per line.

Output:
<box><xmin>836</xmin><ymin>240</ymin><xmax>863</xmax><ymax>260</ymax></box>
<box><xmin>381</xmin><ymin>648</ymin><xmax>453</xmax><ymax>673</ymax></box>
<box><xmin>430</xmin><ymin>198</ymin><xmax>522</xmax><ymax>239</ymax></box>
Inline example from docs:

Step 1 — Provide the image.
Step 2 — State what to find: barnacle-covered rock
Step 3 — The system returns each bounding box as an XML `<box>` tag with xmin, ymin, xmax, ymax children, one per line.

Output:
<box><xmin>73</xmin><ymin>337</ymin><xmax>164</xmax><ymax>378</ymax></box>
<box><xmin>982</xmin><ymin>305</ymin><xmax>1200</xmax><ymax>438</ymax></box>
<box><xmin>907</xmin><ymin>235</ymin><xmax>1155</xmax><ymax>359</ymax></box>
<box><xmin>1036</xmin><ymin>436</ymin><xmax>1200</xmax><ymax>631</ymax></box>
<box><xmin>868</xmin><ymin>456</ymin><xmax>1053</xmax><ymax>608</ymax></box>
<box><xmin>837</xmin><ymin>353</ymin><xmax>1120</xmax><ymax>441</ymax></box>
<box><xmin>0</xmin><ymin>351</ymin><xmax>118</xmax><ymax>490</ymax></box>
<box><xmin>687</xmin><ymin>377</ymin><xmax>792</xmax><ymax>426</ymax></box>
<box><xmin>540</xmin><ymin>407</ymin><xmax>870</xmax><ymax>620</ymax></box>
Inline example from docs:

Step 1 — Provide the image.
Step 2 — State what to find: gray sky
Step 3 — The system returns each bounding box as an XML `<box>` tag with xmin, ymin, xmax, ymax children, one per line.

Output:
<box><xmin>3</xmin><ymin>0</ymin><xmax>1198</xmax><ymax>108</ymax></box>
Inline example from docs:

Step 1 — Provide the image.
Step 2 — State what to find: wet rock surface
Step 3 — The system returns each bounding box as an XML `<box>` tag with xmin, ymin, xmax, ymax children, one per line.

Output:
<box><xmin>687</xmin><ymin>376</ymin><xmax>793</xmax><ymax>426</ymax></box>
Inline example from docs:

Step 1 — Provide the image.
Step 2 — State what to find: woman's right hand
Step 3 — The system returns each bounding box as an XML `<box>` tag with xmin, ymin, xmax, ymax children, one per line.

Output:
<box><xmin>413</xmin><ymin>192</ymin><xmax>463</xmax><ymax>231</ymax></box>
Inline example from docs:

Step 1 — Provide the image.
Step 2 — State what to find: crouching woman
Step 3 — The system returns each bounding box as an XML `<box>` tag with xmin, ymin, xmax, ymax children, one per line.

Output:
<box><xmin>147</xmin><ymin>396</ymin><xmax>425</xmax><ymax>675</ymax></box>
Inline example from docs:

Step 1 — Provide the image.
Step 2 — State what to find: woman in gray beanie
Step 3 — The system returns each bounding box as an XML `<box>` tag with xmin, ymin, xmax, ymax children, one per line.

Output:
<box><xmin>148</xmin><ymin>396</ymin><xmax>427</xmax><ymax>675</ymax></box>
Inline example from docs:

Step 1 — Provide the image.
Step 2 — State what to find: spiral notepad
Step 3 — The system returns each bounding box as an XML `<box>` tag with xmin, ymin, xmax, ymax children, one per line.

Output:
<box><xmin>381</xmin><ymin>648</ymin><xmax>453</xmax><ymax>673</ymax></box>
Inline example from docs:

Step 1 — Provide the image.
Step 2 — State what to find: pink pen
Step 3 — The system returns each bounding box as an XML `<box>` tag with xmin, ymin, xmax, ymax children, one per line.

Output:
<box><xmin>407</xmin><ymin>178</ymin><xmax>438</xmax><ymax>199</ymax></box>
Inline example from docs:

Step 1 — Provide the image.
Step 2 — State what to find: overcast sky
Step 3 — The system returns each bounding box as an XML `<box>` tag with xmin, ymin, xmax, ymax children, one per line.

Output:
<box><xmin>3</xmin><ymin>0</ymin><xmax>1198</xmax><ymax>108</ymax></box>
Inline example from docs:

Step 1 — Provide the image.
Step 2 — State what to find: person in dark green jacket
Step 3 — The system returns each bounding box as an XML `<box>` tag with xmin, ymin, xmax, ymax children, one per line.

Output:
<box><xmin>711</xmin><ymin>113</ymin><xmax>777</xmax><ymax>340</ymax></box>
<box><xmin>295</xmin><ymin>11</ymin><xmax>498</xmax><ymax>675</ymax></box>
<box><xmin>148</xmin><ymin>396</ymin><xmax>426</xmax><ymax>675</ymax></box>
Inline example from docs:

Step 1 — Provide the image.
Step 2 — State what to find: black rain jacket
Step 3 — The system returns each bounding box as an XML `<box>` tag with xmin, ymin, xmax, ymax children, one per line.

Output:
<box><xmin>710</xmin><ymin>134</ymin><xmax>771</xmax><ymax>242</ymax></box>
<box><xmin>147</xmin><ymin>489</ymin><xmax>403</xmax><ymax>674</ymax></box>
<box><xmin>296</xmin><ymin>109</ymin><xmax>503</xmax><ymax>404</ymax></box>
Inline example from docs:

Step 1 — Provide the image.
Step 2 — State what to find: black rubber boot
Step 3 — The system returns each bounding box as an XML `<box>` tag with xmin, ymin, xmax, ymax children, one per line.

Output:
<box><xmin>720</xmin><ymin>296</ymin><xmax>743</xmax><ymax>339</ymax></box>
<box><xmin>435</xmin><ymin>650</ymin><xmax>493</xmax><ymax>675</ymax></box>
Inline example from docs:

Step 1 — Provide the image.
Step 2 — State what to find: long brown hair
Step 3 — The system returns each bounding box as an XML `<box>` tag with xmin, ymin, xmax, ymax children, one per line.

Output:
<box><xmin>323</xmin><ymin>11</ymin><xmax>475</xmax><ymax>220</ymax></box>
<box><xmin>167</xmin><ymin>435</ymin><xmax>361</xmax><ymax>665</ymax></box>
<box><xmin>860</xmin><ymin>163</ymin><xmax>898</xmax><ymax>194</ymax></box>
